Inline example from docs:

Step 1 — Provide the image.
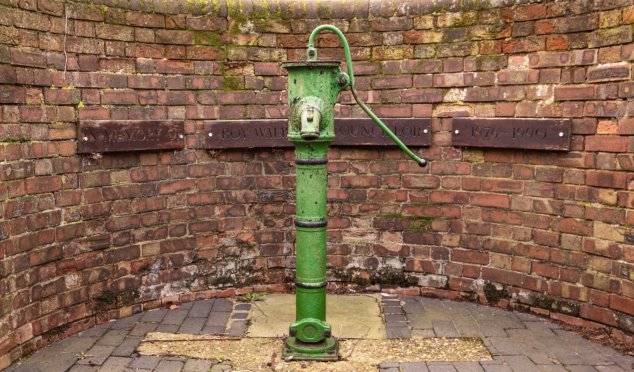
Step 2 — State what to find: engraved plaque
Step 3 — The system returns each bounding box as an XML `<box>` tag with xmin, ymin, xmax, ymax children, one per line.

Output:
<box><xmin>452</xmin><ymin>118</ymin><xmax>571</xmax><ymax>151</ymax></box>
<box><xmin>78</xmin><ymin>120</ymin><xmax>185</xmax><ymax>153</ymax></box>
<box><xmin>204</xmin><ymin>118</ymin><xmax>431</xmax><ymax>149</ymax></box>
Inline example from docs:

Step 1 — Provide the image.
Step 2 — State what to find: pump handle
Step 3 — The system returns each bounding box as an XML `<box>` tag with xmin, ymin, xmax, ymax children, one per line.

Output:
<box><xmin>307</xmin><ymin>25</ymin><xmax>428</xmax><ymax>167</ymax></box>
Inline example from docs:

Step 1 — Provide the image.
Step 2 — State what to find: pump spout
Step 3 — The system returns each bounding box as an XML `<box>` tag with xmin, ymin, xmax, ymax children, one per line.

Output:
<box><xmin>300</xmin><ymin>105</ymin><xmax>321</xmax><ymax>140</ymax></box>
<box><xmin>290</xmin><ymin>95</ymin><xmax>325</xmax><ymax>141</ymax></box>
<box><xmin>307</xmin><ymin>25</ymin><xmax>428</xmax><ymax>167</ymax></box>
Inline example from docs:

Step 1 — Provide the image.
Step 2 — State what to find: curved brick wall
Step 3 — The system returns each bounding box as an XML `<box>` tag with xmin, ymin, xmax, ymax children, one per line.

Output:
<box><xmin>1</xmin><ymin>0</ymin><xmax>634</xmax><ymax>366</ymax></box>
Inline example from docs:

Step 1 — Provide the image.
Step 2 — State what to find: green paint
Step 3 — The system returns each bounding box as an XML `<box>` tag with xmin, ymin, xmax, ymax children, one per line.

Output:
<box><xmin>283</xmin><ymin>60</ymin><xmax>343</xmax><ymax>361</ymax></box>
<box><xmin>283</xmin><ymin>25</ymin><xmax>428</xmax><ymax>362</ymax></box>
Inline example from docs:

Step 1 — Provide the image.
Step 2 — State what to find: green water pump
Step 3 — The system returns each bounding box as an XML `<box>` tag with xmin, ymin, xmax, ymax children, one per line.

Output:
<box><xmin>282</xmin><ymin>25</ymin><xmax>427</xmax><ymax>361</ymax></box>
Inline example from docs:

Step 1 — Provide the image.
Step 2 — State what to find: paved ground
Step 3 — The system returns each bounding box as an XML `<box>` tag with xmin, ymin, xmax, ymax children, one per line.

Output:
<box><xmin>247</xmin><ymin>294</ymin><xmax>385</xmax><ymax>339</ymax></box>
<box><xmin>6</xmin><ymin>295</ymin><xmax>634</xmax><ymax>372</ymax></box>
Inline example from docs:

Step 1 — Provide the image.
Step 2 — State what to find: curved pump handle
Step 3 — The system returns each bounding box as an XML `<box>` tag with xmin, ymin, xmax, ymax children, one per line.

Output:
<box><xmin>307</xmin><ymin>25</ymin><xmax>427</xmax><ymax>168</ymax></box>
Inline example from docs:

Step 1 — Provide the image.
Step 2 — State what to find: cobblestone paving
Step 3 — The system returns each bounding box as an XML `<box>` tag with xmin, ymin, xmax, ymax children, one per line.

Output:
<box><xmin>6</xmin><ymin>296</ymin><xmax>633</xmax><ymax>372</ymax></box>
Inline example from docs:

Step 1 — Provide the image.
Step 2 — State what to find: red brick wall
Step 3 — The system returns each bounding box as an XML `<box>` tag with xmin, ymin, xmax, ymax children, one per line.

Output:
<box><xmin>1</xmin><ymin>0</ymin><xmax>634</xmax><ymax>366</ymax></box>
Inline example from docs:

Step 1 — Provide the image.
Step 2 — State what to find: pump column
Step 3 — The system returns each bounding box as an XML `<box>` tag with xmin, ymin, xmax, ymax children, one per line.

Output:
<box><xmin>282</xmin><ymin>61</ymin><xmax>345</xmax><ymax>361</ymax></box>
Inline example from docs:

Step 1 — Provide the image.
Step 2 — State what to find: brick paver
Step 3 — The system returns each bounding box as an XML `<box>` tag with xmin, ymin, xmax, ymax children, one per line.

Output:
<box><xmin>5</xmin><ymin>296</ymin><xmax>633</xmax><ymax>372</ymax></box>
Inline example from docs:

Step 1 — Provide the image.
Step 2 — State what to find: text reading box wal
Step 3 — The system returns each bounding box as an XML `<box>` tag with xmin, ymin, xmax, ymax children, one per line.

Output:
<box><xmin>452</xmin><ymin>118</ymin><xmax>571</xmax><ymax>151</ymax></box>
<box><xmin>204</xmin><ymin>118</ymin><xmax>431</xmax><ymax>149</ymax></box>
<box><xmin>78</xmin><ymin>120</ymin><xmax>185</xmax><ymax>153</ymax></box>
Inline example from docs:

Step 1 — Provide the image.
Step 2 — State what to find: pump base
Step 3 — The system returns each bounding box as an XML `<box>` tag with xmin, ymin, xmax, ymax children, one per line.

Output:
<box><xmin>283</xmin><ymin>336</ymin><xmax>339</xmax><ymax>361</ymax></box>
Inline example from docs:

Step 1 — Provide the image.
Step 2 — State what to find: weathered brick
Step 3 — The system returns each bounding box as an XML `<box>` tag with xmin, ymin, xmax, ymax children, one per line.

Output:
<box><xmin>127</xmin><ymin>11</ymin><xmax>165</xmax><ymax>28</ymax></box>
<box><xmin>156</xmin><ymin>60</ymin><xmax>194</xmax><ymax>74</ymax></box>
<box><xmin>554</xmin><ymin>14</ymin><xmax>599</xmax><ymax>33</ymax></box>
<box><xmin>25</xmin><ymin>176</ymin><xmax>62</xmax><ymax>194</ymax></box>
<box><xmin>10</xmin><ymin>49</ymin><xmax>45</xmax><ymax>67</ymax></box>
<box><xmin>586</xmin><ymin>170</ymin><xmax>628</xmax><ymax>189</ymax></box>
<box><xmin>401</xmin><ymin>89</ymin><xmax>443</xmax><ymax>103</ymax></box>
<box><xmin>96</xmin><ymin>24</ymin><xmax>135</xmax><ymax>41</ymax></box>
<box><xmin>589</xmin><ymin>26</ymin><xmax>633</xmax><ymax>48</ymax></box>
<box><xmin>155</xmin><ymin>30</ymin><xmax>194</xmax><ymax>45</ymax></box>
<box><xmin>0</xmin><ymin>86</ymin><xmax>26</xmax><ymax>103</ymax></box>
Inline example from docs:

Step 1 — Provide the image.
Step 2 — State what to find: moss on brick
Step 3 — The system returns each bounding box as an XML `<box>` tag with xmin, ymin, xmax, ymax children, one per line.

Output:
<box><xmin>222</xmin><ymin>76</ymin><xmax>245</xmax><ymax>90</ymax></box>
<box><xmin>0</xmin><ymin>135</ymin><xmax>30</xmax><ymax>143</ymax></box>
<box><xmin>193</xmin><ymin>30</ymin><xmax>223</xmax><ymax>47</ymax></box>
<box><xmin>371</xmin><ymin>266</ymin><xmax>419</xmax><ymax>288</ymax></box>
<box><xmin>484</xmin><ymin>282</ymin><xmax>510</xmax><ymax>304</ymax></box>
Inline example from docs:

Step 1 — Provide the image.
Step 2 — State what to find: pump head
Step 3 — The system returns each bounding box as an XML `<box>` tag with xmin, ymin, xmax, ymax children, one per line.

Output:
<box><xmin>305</xmin><ymin>25</ymin><xmax>428</xmax><ymax>167</ymax></box>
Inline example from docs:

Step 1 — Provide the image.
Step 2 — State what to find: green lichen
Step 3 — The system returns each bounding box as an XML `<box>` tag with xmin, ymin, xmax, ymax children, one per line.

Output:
<box><xmin>408</xmin><ymin>216</ymin><xmax>435</xmax><ymax>232</ymax></box>
<box><xmin>379</xmin><ymin>212</ymin><xmax>404</xmax><ymax>219</ymax></box>
<box><xmin>193</xmin><ymin>30</ymin><xmax>223</xmax><ymax>46</ymax></box>
<box><xmin>222</xmin><ymin>76</ymin><xmax>244</xmax><ymax>91</ymax></box>
<box><xmin>187</xmin><ymin>0</ymin><xmax>213</xmax><ymax>14</ymax></box>
<box><xmin>1</xmin><ymin>135</ymin><xmax>31</xmax><ymax>143</ymax></box>
<box><xmin>377</xmin><ymin>213</ymin><xmax>435</xmax><ymax>232</ymax></box>
<box><xmin>225</xmin><ymin>0</ymin><xmax>284</xmax><ymax>34</ymax></box>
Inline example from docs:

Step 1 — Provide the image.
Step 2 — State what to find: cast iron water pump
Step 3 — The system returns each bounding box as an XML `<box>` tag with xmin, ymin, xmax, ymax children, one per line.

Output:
<box><xmin>282</xmin><ymin>25</ymin><xmax>427</xmax><ymax>361</ymax></box>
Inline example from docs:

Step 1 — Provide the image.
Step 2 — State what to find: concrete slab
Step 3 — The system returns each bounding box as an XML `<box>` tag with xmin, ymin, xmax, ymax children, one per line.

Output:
<box><xmin>246</xmin><ymin>293</ymin><xmax>386</xmax><ymax>339</ymax></box>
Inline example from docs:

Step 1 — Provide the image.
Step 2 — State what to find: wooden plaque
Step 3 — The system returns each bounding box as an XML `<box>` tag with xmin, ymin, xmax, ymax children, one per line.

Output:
<box><xmin>78</xmin><ymin>120</ymin><xmax>185</xmax><ymax>153</ymax></box>
<box><xmin>204</xmin><ymin>118</ymin><xmax>431</xmax><ymax>149</ymax></box>
<box><xmin>452</xmin><ymin>118</ymin><xmax>571</xmax><ymax>151</ymax></box>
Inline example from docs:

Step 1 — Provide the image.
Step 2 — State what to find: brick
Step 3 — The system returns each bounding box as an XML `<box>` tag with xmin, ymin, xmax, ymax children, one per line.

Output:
<box><xmin>532</xmin><ymin>262</ymin><xmax>559</xmax><ymax>279</ymax></box>
<box><xmin>452</xmin><ymin>250</ymin><xmax>489</xmax><ymax>265</ymax></box>
<box><xmin>126</xmin><ymin>11</ymin><xmax>165</xmax><ymax>28</ymax></box>
<box><xmin>0</xmin><ymin>86</ymin><xmax>26</xmax><ymax>103</ymax></box>
<box><xmin>403</xmin><ymin>30</ymin><xmax>443</xmax><ymax>44</ymax></box>
<box><xmin>401</xmin><ymin>89</ymin><xmax>443</xmax><ymax>103</ymax></box>
<box><xmin>101</xmin><ymin>90</ymin><xmax>138</xmax><ymax>105</ymax></box>
<box><xmin>587</xmin><ymin>62</ymin><xmax>631</xmax><ymax>82</ymax></box>
<box><xmin>372</xmin><ymin>76</ymin><xmax>411</xmax><ymax>89</ymax></box>
<box><xmin>610</xmin><ymin>294</ymin><xmax>634</xmax><ymax>316</ymax></box>
<box><xmin>580</xmin><ymin>304</ymin><xmax>618</xmax><ymax>326</ymax></box>
<box><xmin>585</xmin><ymin>136</ymin><xmax>628</xmax><ymax>152</ymax></box>
<box><xmin>25</xmin><ymin>176</ymin><xmax>62</xmax><ymax>194</ymax></box>
<box><xmin>429</xmin><ymin>191</ymin><xmax>469</xmax><ymax>204</ymax></box>
<box><xmin>554</xmin><ymin>86</ymin><xmax>595</xmax><ymax>101</ymax></box>
<box><xmin>554</xmin><ymin>14</ymin><xmax>598</xmax><ymax>33</ymax></box>
<box><xmin>586</xmin><ymin>170</ymin><xmax>628</xmax><ymax>189</ymax></box>
<box><xmin>155</xmin><ymin>30</ymin><xmax>194</xmax><ymax>45</ymax></box>
<box><xmin>11</xmin><ymin>49</ymin><xmax>45</xmax><ymax>67</ymax></box>
<box><xmin>556</xmin><ymin>218</ymin><xmax>592</xmax><ymax>236</ymax></box>
<box><xmin>471</xmin><ymin>193</ymin><xmax>510</xmax><ymax>208</ymax></box>
<box><xmin>156</xmin><ymin>60</ymin><xmax>194</xmax><ymax>74</ymax></box>
<box><xmin>157</xmin><ymin>91</ymin><xmax>195</xmax><ymax>105</ymax></box>
<box><xmin>371</xmin><ymin>45</ymin><xmax>413</xmax><ymax>60</ymax></box>
<box><xmin>95</xmin><ymin>24</ymin><xmax>134</xmax><ymax>41</ymax></box>
<box><xmin>514</xmin><ymin>4</ymin><xmax>548</xmax><ymax>21</ymax></box>
<box><xmin>482</xmin><ymin>267</ymin><xmax>522</xmax><ymax>286</ymax></box>
<box><xmin>590</xmin><ymin>26</ymin><xmax>633</xmax><ymax>48</ymax></box>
